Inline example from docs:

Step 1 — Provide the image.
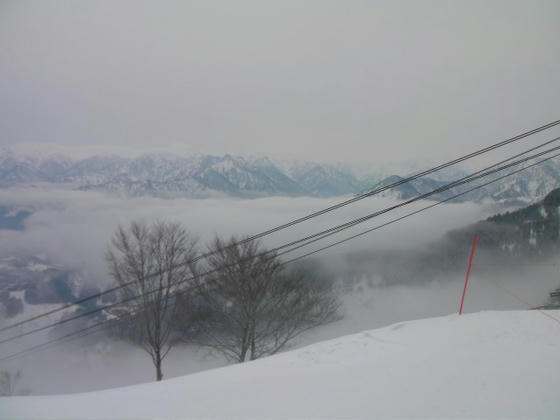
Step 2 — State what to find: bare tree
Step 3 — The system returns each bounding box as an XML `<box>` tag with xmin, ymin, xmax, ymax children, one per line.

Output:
<box><xmin>196</xmin><ymin>236</ymin><xmax>340</xmax><ymax>363</ymax></box>
<box><xmin>106</xmin><ymin>220</ymin><xmax>198</xmax><ymax>381</ymax></box>
<box><xmin>0</xmin><ymin>370</ymin><xmax>29</xmax><ymax>396</ymax></box>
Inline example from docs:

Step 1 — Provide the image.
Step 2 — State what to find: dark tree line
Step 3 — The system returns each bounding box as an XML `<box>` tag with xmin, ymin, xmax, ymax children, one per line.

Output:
<box><xmin>106</xmin><ymin>220</ymin><xmax>340</xmax><ymax>381</ymax></box>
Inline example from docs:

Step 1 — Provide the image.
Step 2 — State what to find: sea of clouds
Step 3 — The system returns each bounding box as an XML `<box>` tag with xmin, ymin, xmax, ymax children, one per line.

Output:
<box><xmin>1</xmin><ymin>187</ymin><xmax>556</xmax><ymax>395</ymax></box>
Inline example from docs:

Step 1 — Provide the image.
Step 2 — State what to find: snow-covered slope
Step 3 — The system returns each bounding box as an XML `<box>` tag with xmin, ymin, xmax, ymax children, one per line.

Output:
<box><xmin>3</xmin><ymin>310</ymin><xmax>559</xmax><ymax>419</ymax></box>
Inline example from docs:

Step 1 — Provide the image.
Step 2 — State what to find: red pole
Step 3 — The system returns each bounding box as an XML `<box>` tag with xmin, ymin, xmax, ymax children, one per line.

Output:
<box><xmin>459</xmin><ymin>234</ymin><xmax>478</xmax><ymax>315</ymax></box>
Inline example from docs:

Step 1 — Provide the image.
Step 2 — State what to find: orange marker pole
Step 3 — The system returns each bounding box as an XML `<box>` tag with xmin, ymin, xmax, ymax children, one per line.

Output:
<box><xmin>459</xmin><ymin>234</ymin><xmax>478</xmax><ymax>315</ymax></box>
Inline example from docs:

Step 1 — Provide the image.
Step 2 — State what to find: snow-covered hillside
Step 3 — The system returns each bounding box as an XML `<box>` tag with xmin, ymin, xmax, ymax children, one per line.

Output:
<box><xmin>2</xmin><ymin>310</ymin><xmax>559</xmax><ymax>419</ymax></box>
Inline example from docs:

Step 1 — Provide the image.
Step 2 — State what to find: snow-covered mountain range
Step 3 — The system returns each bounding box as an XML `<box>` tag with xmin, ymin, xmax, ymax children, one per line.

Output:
<box><xmin>1</xmin><ymin>149</ymin><xmax>559</xmax><ymax>202</ymax></box>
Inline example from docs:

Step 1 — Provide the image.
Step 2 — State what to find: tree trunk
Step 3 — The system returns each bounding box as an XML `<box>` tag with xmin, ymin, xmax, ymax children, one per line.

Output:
<box><xmin>249</xmin><ymin>324</ymin><xmax>256</xmax><ymax>361</ymax></box>
<box><xmin>238</xmin><ymin>327</ymin><xmax>249</xmax><ymax>362</ymax></box>
<box><xmin>155</xmin><ymin>350</ymin><xmax>163</xmax><ymax>381</ymax></box>
<box><xmin>239</xmin><ymin>345</ymin><xmax>248</xmax><ymax>363</ymax></box>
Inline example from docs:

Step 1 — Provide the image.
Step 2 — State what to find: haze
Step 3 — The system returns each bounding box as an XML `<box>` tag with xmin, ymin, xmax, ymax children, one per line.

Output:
<box><xmin>2</xmin><ymin>0</ymin><xmax>560</xmax><ymax>163</ymax></box>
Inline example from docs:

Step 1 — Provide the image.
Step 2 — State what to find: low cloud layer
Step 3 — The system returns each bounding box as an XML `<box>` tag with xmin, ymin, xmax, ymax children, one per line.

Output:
<box><xmin>2</xmin><ymin>189</ymin><xmax>554</xmax><ymax>395</ymax></box>
<box><xmin>0</xmin><ymin>188</ymin><xmax>492</xmax><ymax>287</ymax></box>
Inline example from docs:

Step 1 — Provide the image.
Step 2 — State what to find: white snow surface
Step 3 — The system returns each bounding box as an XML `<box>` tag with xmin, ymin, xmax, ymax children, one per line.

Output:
<box><xmin>2</xmin><ymin>310</ymin><xmax>560</xmax><ymax>419</ymax></box>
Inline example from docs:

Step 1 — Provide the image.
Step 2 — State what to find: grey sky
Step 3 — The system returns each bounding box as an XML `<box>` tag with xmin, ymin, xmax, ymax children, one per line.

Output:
<box><xmin>1</xmin><ymin>0</ymin><xmax>559</xmax><ymax>163</ymax></box>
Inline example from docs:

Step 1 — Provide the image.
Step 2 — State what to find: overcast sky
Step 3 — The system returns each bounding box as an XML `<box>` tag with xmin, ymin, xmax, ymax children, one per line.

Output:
<box><xmin>1</xmin><ymin>0</ymin><xmax>559</xmax><ymax>163</ymax></box>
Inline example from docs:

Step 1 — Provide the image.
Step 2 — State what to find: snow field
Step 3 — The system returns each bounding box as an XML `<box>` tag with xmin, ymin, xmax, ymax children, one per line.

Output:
<box><xmin>2</xmin><ymin>310</ymin><xmax>559</xmax><ymax>419</ymax></box>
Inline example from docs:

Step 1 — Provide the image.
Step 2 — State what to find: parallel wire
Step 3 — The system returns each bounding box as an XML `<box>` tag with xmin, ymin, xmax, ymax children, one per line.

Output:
<box><xmin>1</xmin><ymin>120</ymin><xmax>559</xmax><ymax>334</ymax></box>
<box><xmin>267</xmin><ymin>144</ymin><xmax>560</xmax><ymax>257</ymax></box>
<box><xmin>2</xmin><ymin>142</ymin><xmax>559</xmax><ymax>346</ymax></box>
<box><xmin>0</xmin><ymin>309</ymin><xmax>140</xmax><ymax>362</ymax></box>
<box><xmin>274</xmin><ymin>140</ymin><xmax>560</xmax><ymax>256</ymax></box>
<box><xmin>238</xmin><ymin>119</ymin><xmax>560</xmax><ymax>239</ymax></box>
<box><xmin>2</xmin><ymin>149</ymin><xmax>560</xmax><ymax>360</ymax></box>
<box><xmin>281</xmin><ymin>152</ymin><xmax>560</xmax><ymax>265</ymax></box>
<box><xmin>270</xmin><ymin>137</ymin><xmax>560</xmax><ymax>258</ymax></box>
<box><xmin>0</xmin><ymin>281</ymin><xmax>214</xmax><ymax>362</ymax></box>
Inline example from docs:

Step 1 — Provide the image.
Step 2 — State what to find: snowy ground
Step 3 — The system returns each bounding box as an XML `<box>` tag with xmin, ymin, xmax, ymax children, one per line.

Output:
<box><xmin>2</xmin><ymin>310</ymin><xmax>559</xmax><ymax>419</ymax></box>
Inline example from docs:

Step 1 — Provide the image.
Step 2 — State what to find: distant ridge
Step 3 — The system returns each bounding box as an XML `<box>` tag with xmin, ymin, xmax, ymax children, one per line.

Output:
<box><xmin>1</xmin><ymin>149</ymin><xmax>558</xmax><ymax>202</ymax></box>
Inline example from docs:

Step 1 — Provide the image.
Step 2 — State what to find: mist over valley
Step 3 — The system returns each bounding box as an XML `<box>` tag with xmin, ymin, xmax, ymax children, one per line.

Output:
<box><xmin>1</xmin><ymin>179</ymin><xmax>559</xmax><ymax>395</ymax></box>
